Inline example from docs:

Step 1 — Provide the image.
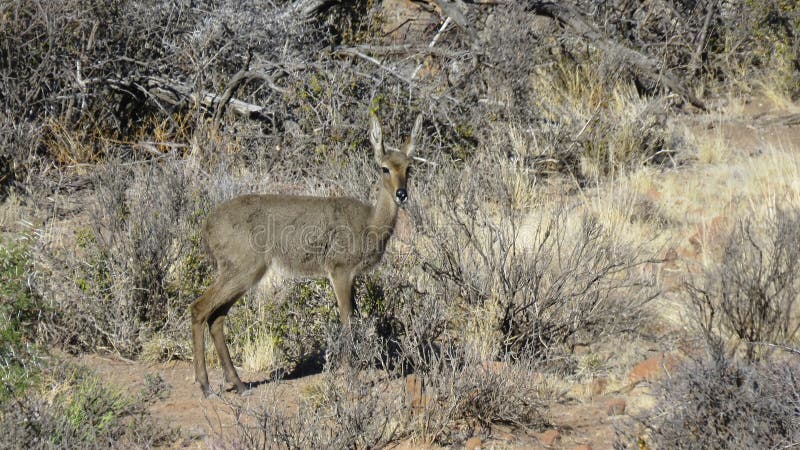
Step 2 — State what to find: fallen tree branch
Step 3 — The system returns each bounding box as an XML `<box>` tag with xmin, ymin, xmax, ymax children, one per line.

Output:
<box><xmin>213</xmin><ymin>68</ymin><xmax>288</xmax><ymax>124</ymax></box>
<box><xmin>526</xmin><ymin>1</ymin><xmax>707</xmax><ymax>111</ymax></box>
<box><xmin>433</xmin><ymin>0</ymin><xmax>478</xmax><ymax>43</ymax></box>
<box><xmin>81</xmin><ymin>76</ymin><xmax>274</xmax><ymax>120</ymax></box>
<box><xmin>338</xmin><ymin>43</ymin><xmax>466</xmax><ymax>59</ymax></box>
<box><xmin>294</xmin><ymin>0</ymin><xmax>340</xmax><ymax>20</ymax></box>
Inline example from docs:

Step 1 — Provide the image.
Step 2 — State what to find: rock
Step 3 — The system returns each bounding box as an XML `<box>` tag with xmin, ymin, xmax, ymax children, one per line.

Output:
<box><xmin>480</xmin><ymin>360</ymin><xmax>507</xmax><ymax>375</ymax></box>
<box><xmin>538</xmin><ymin>429</ymin><xmax>561</xmax><ymax>447</ymax></box>
<box><xmin>590</xmin><ymin>376</ymin><xmax>608</xmax><ymax>396</ymax></box>
<box><xmin>573</xmin><ymin>344</ymin><xmax>591</xmax><ymax>355</ymax></box>
<box><xmin>186</xmin><ymin>426</ymin><xmax>206</xmax><ymax>440</ymax></box>
<box><xmin>379</xmin><ymin>0</ymin><xmax>437</xmax><ymax>43</ymax></box>
<box><xmin>688</xmin><ymin>215</ymin><xmax>728</xmax><ymax>253</ymax></box>
<box><xmin>465</xmin><ymin>436</ymin><xmax>482</xmax><ymax>450</ymax></box>
<box><xmin>644</xmin><ymin>188</ymin><xmax>662</xmax><ymax>202</ymax></box>
<box><xmin>629</xmin><ymin>352</ymin><xmax>680</xmax><ymax>383</ymax></box>
<box><xmin>572</xmin><ymin>445</ymin><xmax>593</xmax><ymax>450</ymax></box>
<box><xmin>661</xmin><ymin>247</ymin><xmax>679</xmax><ymax>269</ymax></box>
<box><xmin>605</xmin><ymin>398</ymin><xmax>627</xmax><ymax>416</ymax></box>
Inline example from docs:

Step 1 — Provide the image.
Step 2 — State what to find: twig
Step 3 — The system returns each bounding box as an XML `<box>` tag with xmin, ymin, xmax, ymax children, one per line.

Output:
<box><xmin>749</xmin><ymin>341</ymin><xmax>800</xmax><ymax>357</ymax></box>
<box><xmin>412</xmin><ymin>155</ymin><xmax>438</xmax><ymax>167</ymax></box>
<box><xmin>334</xmin><ymin>48</ymin><xmax>414</xmax><ymax>85</ymax></box>
<box><xmin>340</xmin><ymin>43</ymin><xmax>465</xmax><ymax>59</ymax></box>
<box><xmin>412</xmin><ymin>17</ymin><xmax>452</xmax><ymax>80</ymax></box>
<box><xmin>213</xmin><ymin>68</ymin><xmax>287</xmax><ymax>125</ymax></box>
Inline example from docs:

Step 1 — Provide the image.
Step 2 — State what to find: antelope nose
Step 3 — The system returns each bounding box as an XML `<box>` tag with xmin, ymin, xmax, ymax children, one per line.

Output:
<box><xmin>395</xmin><ymin>188</ymin><xmax>408</xmax><ymax>203</ymax></box>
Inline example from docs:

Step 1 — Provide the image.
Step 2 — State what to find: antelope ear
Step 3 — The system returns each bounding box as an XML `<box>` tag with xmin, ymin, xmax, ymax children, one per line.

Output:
<box><xmin>369</xmin><ymin>111</ymin><xmax>384</xmax><ymax>163</ymax></box>
<box><xmin>404</xmin><ymin>113</ymin><xmax>423</xmax><ymax>157</ymax></box>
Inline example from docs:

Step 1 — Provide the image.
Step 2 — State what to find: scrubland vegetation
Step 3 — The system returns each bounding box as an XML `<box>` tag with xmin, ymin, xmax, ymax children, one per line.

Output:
<box><xmin>1</xmin><ymin>0</ymin><xmax>799</xmax><ymax>448</ymax></box>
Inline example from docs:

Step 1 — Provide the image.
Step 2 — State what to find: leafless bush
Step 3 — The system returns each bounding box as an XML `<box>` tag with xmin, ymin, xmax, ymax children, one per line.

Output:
<box><xmin>618</xmin><ymin>347</ymin><xmax>800</xmax><ymax>449</ymax></box>
<box><xmin>0</xmin><ymin>120</ymin><xmax>44</xmax><ymax>197</ymax></box>
<box><xmin>405</xmin><ymin>158</ymin><xmax>658</xmax><ymax>363</ymax></box>
<box><xmin>400</xmin><ymin>341</ymin><xmax>549</xmax><ymax>445</ymax></box>
<box><xmin>35</xmin><ymin>159</ymin><xmax>214</xmax><ymax>356</ymax></box>
<box><xmin>577</xmin><ymin>0</ymin><xmax>800</xmax><ymax>95</ymax></box>
<box><xmin>0</xmin><ymin>0</ymin><xmax>328</xmax><ymax>126</ymax></box>
<box><xmin>685</xmin><ymin>208</ymin><xmax>800</xmax><ymax>361</ymax></box>
<box><xmin>219</xmin><ymin>320</ymin><xmax>405</xmax><ymax>450</ymax></box>
<box><xmin>220</xmin><ymin>316</ymin><xmax>548</xmax><ymax>448</ymax></box>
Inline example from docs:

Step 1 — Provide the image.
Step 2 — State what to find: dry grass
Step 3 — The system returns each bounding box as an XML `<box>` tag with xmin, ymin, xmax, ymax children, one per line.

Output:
<box><xmin>0</xmin><ymin>192</ymin><xmax>24</xmax><ymax>232</ymax></box>
<box><xmin>529</xmin><ymin>58</ymin><xmax>668</xmax><ymax>181</ymax></box>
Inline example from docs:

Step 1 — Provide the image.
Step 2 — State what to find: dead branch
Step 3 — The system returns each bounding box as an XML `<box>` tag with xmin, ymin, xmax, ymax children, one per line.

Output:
<box><xmin>294</xmin><ymin>0</ymin><xmax>340</xmax><ymax>20</ymax></box>
<box><xmin>212</xmin><ymin>69</ymin><xmax>288</xmax><ymax>124</ymax></box>
<box><xmin>137</xmin><ymin>77</ymin><xmax>272</xmax><ymax>120</ymax></box>
<box><xmin>432</xmin><ymin>0</ymin><xmax>478</xmax><ymax>43</ymax></box>
<box><xmin>338</xmin><ymin>43</ymin><xmax>465</xmax><ymax>59</ymax></box>
<box><xmin>334</xmin><ymin>47</ymin><xmax>415</xmax><ymax>85</ymax></box>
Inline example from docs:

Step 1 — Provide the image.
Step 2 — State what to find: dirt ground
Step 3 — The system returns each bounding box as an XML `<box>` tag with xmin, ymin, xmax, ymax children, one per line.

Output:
<box><xmin>79</xmin><ymin>353</ymin><xmax>630</xmax><ymax>449</ymax></box>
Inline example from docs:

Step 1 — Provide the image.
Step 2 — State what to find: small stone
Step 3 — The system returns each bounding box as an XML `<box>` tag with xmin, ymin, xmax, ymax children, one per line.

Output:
<box><xmin>590</xmin><ymin>376</ymin><xmax>608</xmax><ymax>396</ymax></box>
<box><xmin>573</xmin><ymin>344</ymin><xmax>590</xmax><ymax>355</ymax></box>
<box><xmin>573</xmin><ymin>445</ymin><xmax>593</xmax><ymax>450</ymax></box>
<box><xmin>688</xmin><ymin>215</ymin><xmax>728</xmax><ymax>253</ymax></box>
<box><xmin>629</xmin><ymin>353</ymin><xmax>679</xmax><ymax>383</ymax></box>
<box><xmin>539</xmin><ymin>429</ymin><xmax>561</xmax><ymax>446</ymax></box>
<box><xmin>186</xmin><ymin>426</ymin><xmax>206</xmax><ymax>440</ymax></box>
<box><xmin>645</xmin><ymin>188</ymin><xmax>662</xmax><ymax>202</ymax></box>
<box><xmin>661</xmin><ymin>247</ymin><xmax>680</xmax><ymax>271</ymax></box>
<box><xmin>605</xmin><ymin>398</ymin><xmax>627</xmax><ymax>416</ymax></box>
<box><xmin>465</xmin><ymin>436</ymin><xmax>482</xmax><ymax>450</ymax></box>
<box><xmin>481</xmin><ymin>360</ymin><xmax>507</xmax><ymax>374</ymax></box>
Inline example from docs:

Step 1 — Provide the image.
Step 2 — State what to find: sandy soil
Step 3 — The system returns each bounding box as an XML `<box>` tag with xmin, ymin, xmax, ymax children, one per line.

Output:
<box><xmin>79</xmin><ymin>352</ymin><xmax>638</xmax><ymax>449</ymax></box>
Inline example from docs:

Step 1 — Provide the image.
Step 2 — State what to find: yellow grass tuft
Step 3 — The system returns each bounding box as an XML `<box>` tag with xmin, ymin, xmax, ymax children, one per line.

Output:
<box><xmin>240</xmin><ymin>327</ymin><xmax>281</xmax><ymax>373</ymax></box>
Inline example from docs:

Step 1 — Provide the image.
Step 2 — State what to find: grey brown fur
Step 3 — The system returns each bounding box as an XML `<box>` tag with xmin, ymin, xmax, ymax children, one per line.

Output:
<box><xmin>190</xmin><ymin>112</ymin><xmax>422</xmax><ymax>397</ymax></box>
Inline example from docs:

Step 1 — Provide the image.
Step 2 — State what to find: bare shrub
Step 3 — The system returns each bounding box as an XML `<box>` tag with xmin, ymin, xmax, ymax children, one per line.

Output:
<box><xmin>574</xmin><ymin>0</ymin><xmax>800</xmax><ymax>97</ymax></box>
<box><xmin>685</xmin><ymin>208</ymin><xmax>800</xmax><ymax>361</ymax></box>
<box><xmin>0</xmin><ymin>120</ymin><xmax>44</xmax><ymax>197</ymax></box>
<box><xmin>220</xmin><ymin>320</ymin><xmax>405</xmax><ymax>450</ymax></box>
<box><xmin>35</xmin><ymin>159</ymin><xmax>213</xmax><ymax>356</ymax></box>
<box><xmin>618</xmin><ymin>347</ymin><xmax>800</xmax><ymax>449</ymax></box>
<box><xmin>400</xmin><ymin>341</ymin><xmax>549</xmax><ymax>445</ymax></box>
<box><xmin>220</xmin><ymin>316</ymin><xmax>549</xmax><ymax>448</ymax></box>
<box><xmin>406</xmin><ymin>158</ymin><xmax>658</xmax><ymax>363</ymax></box>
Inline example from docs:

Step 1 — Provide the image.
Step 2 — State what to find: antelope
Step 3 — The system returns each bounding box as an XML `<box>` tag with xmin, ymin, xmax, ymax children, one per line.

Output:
<box><xmin>190</xmin><ymin>112</ymin><xmax>423</xmax><ymax>397</ymax></box>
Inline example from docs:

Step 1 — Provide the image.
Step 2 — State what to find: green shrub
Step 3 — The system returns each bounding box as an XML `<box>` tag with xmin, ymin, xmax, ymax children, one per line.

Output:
<box><xmin>0</xmin><ymin>237</ymin><xmax>44</xmax><ymax>400</ymax></box>
<box><xmin>0</xmin><ymin>361</ymin><xmax>176</xmax><ymax>449</ymax></box>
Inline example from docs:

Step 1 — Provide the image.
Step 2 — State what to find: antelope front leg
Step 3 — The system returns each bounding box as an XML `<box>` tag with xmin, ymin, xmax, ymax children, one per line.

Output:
<box><xmin>329</xmin><ymin>270</ymin><xmax>356</xmax><ymax>325</ymax></box>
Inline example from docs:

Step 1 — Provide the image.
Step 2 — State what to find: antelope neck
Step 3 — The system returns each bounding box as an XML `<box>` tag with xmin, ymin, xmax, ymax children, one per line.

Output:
<box><xmin>369</xmin><ymin>184</ymin><xmax>399</xmax><ymax>232</ymax></box>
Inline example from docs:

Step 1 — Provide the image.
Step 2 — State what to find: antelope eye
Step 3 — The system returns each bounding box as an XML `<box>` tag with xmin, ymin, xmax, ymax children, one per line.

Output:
<box><xmin>382</xmin><ymin>167</ymin><xmax>390</xmax><ymax>174</ymax></box>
